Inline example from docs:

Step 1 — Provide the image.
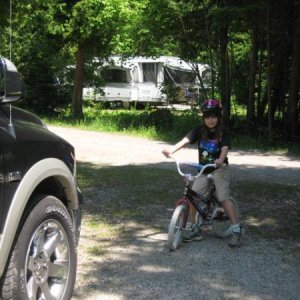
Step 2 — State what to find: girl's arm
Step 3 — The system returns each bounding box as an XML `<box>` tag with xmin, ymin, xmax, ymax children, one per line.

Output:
<box><xmin>162</xmin><ymin>137</ymin><xmax>190</xmax><ymax>157</ymax></box>
<box><xmin>215</xmin><ymin>146</ymin><xmax>229</xmax><ymax>167</ymax></box>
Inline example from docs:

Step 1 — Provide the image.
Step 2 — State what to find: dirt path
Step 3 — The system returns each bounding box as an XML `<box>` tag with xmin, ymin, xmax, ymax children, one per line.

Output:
<box><xmin>50</xmin><ymin>126</ymin><xmax>300</xmax><ymax>300</ymax></box>
<box><xmin>50</xmin><ymin>126</ymin><xmax>300</xmax><ymax>185</ymax></box>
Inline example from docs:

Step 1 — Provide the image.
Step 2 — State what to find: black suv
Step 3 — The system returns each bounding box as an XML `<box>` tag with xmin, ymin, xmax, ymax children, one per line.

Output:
<box><xmin>0</xmin><ymin>57</ymin><xmax>82</xmax><ymax>299</ymax></box>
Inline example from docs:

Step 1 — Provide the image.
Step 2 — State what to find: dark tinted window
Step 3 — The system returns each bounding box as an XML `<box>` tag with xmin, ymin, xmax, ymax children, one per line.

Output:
<box><xmin>101</xmin><ymin>68</ymin><xmax>128</xmax><ymax>83</ymax></box>
<box><xmin>164</xmin><ymin>66</ymin><xmax>196</xmax><ymax>84</ymax></box>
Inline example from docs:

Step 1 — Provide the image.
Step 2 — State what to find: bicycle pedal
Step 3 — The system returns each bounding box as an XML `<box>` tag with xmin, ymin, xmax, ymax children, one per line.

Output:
<box><xmin>201</xmin><ymin>221</ymin><xmax>211</xmax><ymax>226</ymax></box>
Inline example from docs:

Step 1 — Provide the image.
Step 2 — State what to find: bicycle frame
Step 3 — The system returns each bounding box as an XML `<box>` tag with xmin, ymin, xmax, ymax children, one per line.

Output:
<box><xmin>167</xmin><ymin>157</ymin><xmax>235</xmax><ymax>250</ymax></box>
<box><xmin>175</xmin><ymin>179</ymin><xmax>216</xmax><ymax>224</ymax></box>
<box><xmin>174</xmin><ymin>197</ymin><xmax>190</xmax><ymax>227</ymax></box>
<box><xmin>171</xmin><ymin>156</ymin><xmax>216</xmax><ymax>226</ymax></box>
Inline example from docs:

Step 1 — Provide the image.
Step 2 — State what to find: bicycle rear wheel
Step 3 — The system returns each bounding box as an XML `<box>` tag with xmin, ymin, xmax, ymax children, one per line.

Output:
<box><xmin>167</xmin><ymin>204</ymin><xmax>187</xmax><ymax>251</ymax></box>
<box><xmin>212</xmin><ymin>198</ymin><xmax>239</xmax><ymax>238</ymax></box>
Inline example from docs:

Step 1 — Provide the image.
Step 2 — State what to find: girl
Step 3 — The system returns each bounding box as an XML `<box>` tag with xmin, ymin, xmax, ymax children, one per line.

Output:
<box><xmin>162</xmin><ymin>99</ymin><xmax>243</xmax><ymax>247</ymax></box>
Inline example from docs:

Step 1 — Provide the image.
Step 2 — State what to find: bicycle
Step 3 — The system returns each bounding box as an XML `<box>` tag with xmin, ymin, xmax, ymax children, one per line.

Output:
<box><xmin>167</xmin><ymin>156</ymin><xmax>239</xmax><ymax>251</ymax></box>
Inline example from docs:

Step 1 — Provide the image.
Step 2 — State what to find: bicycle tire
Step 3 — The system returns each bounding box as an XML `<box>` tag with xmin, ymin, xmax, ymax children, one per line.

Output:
<box><xmin>167</xmin><ymin>204</ymin><xmax>187</xmax><ymax>251</ymax></box>
<box><xmin>212</xmin><ymin>198</ymin><xmax>239</xmax><ymax>238</ymax></box>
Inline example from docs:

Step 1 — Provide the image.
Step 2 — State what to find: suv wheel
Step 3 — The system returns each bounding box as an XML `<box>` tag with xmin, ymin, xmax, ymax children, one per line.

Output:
<box><xmin>1</xmin><ymin>195</ymin><xmax>77</xmax><ymax>300</ymax></box>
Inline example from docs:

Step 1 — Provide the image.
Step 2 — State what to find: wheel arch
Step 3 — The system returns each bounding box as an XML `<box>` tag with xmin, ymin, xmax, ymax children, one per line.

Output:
<box><xmin>0</xmin><ymin>157</ymin><xmax>79</xmax><ymax>277</ymax></box>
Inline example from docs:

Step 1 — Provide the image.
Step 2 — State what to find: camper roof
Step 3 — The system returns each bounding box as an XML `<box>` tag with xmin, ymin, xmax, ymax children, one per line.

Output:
<box><xmin>106</xmin><ymin>55</ymin><xmax>203</xmax><ymax>71</ymax></box>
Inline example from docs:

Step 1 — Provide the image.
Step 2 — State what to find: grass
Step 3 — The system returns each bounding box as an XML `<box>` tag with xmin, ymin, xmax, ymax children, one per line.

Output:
<box><xmin>44</xmin><ymin>107</ymin><xmax>300</xmax><ymax>155</ymax></box>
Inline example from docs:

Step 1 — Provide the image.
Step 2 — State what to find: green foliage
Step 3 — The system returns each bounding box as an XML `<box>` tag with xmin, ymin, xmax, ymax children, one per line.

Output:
<box><xmin>229</xmin><ymin>32</ymin><xmax>252</xmax><ymax>106</ymax></box>
<box><xmin>46</xmin><ymin>104</ymin><xmax>200</xmax><ymax>141</ymax></box>
<box><xmin>149</xmin><ymin>109</ymin><xmax>173</xmax><ymax>130</ymax></box>
<box><xmin>160</xmin><ymin>81</ymin><xmax>179</xmax><ymax>103</ymax></box>
<box><xmin>1</xmin><ymin>0</ymin><xmax>299</xmax><ymax>138</ymax></box>
<box><xmin>62</xmin><ymin>0</ymin><xmax>121</xmax><ymax>48</ymax></box>
<box><xmin>0</xmin><ymin>0</ymin><xmax>132</xmax><ymax>115</ymax></box>
<box><xmin>45</xmin><ymin>104</ymin><xmax>300</xmax><ymax>154</ymax></box>
<box><xmin>5</xmin><ymin>1</ymin><xmax>72</xmax><ymax>113</ymax></box>
<box><xmin>120</xmin><ymin>0</ymin><xmax>179</xmax><ymax>56</ymax></box>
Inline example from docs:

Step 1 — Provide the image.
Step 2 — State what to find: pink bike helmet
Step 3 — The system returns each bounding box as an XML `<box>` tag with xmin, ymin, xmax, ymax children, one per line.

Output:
<box><xmin>201</xmin><ymin>99</ymin><xmax>222</xmax><ymax>115</ymax></box>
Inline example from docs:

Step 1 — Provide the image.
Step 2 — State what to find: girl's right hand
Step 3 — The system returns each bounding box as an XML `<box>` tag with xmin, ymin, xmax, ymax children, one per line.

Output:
<box><xmin>162</xmin><ymin>148</ymin><xmax>171</xmax><ymax>158</ymax></box>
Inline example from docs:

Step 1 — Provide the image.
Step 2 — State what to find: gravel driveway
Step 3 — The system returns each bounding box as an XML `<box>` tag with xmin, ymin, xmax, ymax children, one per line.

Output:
<box><xmin>50</xmin><ymin>126</ymin><xmax>300</xmax><ymax>300</ymax></box>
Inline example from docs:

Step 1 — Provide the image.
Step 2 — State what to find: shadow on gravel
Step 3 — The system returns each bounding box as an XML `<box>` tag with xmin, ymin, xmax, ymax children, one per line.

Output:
<box><xmin>230</xmin><ymin>163</ymin><xmax>300</xmax><ymax>185</ymax></box>
<box><xmin>73</xmin><ymin>161</ymin><xmax>300</xmax><ymax>299</ymax></box>
<box><xmin>233</xmin><ymin>150</ymin><xmax>300</xmax><ymax>161</ymax></box>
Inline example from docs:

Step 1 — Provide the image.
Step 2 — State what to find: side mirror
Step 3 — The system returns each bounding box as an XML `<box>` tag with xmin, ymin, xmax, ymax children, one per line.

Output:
<box><xmin>0</xmin><ymin>58</ymin><xmax>23</xmax><ymax>104</ymax></box>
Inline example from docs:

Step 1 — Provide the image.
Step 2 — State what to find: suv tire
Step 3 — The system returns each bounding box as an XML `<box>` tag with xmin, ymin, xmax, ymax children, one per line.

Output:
<box><xmin>1</xmin><ymin>195</ymin><xmax>77</xmax><ymax>300</ymax></box>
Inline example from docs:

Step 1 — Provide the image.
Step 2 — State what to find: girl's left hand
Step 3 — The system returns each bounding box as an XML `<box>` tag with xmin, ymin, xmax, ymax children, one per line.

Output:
<box><xmin>214</xmin><ymin>158</ymin><xmax>223</xmax><ymax>168</ymax></box>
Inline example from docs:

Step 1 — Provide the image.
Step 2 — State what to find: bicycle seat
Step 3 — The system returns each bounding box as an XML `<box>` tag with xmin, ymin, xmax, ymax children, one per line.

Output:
<box><xmin>207</xmin><ymin>173</ymin><xmax>214</xmax><ymax>179</ymax></box>
<box><xmin>207</xmin><ymin>173</ymin><xmax>214</xmax><ymax>183</ymax></box>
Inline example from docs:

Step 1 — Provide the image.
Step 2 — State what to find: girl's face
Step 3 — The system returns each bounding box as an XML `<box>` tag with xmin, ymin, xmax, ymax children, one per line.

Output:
<box><xmin>203</xmin><ymin>115</ymin><xmax>218</xmax><ymax>129</ymax></box>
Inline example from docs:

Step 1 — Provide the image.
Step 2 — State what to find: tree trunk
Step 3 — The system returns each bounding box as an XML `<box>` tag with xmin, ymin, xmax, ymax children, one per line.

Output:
<box><xmin>219</xmin><ymin>22</ymin><xmax>231</xmax><ymax>125</ymax></box>
<box><xmin>247</xmin><ymin>26</ymin><xmax>259</xmax><ymax>128</ymax></box>
<box><xmin>72</xmin><ymin>46</ymin><xmax>85</xmax><ymax>119</ymax></box>
<box><xmin>266</xmin><ymin>5</ymin><xmax>273</xmax><ymax>141</ymax></box>
<box><xmin>256</xmin><ymin>48</ymin><xmax>264</xmax><ymax>120</ymax></box>
<box><xmin>285</xmin><ymin>1</ymin><xmax>300</xmax><ymax>139</ymax></box>
<box><xmin>205</xmin><ymin>17</ymin><xmax>215</xmax><ymax>98</ymax></box>
<box><xmin>193</xmin><ymin>63</ymin><xmax>208</xmax><ymax>104</ymax></box>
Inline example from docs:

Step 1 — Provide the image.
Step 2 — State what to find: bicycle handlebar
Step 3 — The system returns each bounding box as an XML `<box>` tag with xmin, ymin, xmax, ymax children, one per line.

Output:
<box><xmin>169</xmin><ymin>155</ymin><xmax>216</xmax><ymax>178</ymax></box>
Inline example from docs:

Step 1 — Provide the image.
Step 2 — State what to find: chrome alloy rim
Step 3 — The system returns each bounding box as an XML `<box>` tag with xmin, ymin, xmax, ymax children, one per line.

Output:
<box><xmin>172</xmin><ymin>216</ymin><xmax>184</xmax><ymax>247</ymax></box>
<box><xmin>25</xmin><ymin>220</ymin><xmax>71</xmax><ymax>300</ymax></box>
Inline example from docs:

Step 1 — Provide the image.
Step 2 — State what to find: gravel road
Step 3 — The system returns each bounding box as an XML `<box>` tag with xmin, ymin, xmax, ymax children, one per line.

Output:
<box><xmin>50</xmin><ymin>126</ymin><xmax>300</xmax><ymax>300</ymax></box>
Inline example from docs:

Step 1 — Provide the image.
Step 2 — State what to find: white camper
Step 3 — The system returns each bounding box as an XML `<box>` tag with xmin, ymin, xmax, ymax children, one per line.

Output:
<box><xmin>83</xmin><ymin>55</ymin><xmax>210</xmax><ymax>107</ymax></box>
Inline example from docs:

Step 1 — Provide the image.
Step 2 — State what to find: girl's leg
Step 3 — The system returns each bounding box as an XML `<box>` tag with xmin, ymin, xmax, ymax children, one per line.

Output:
<box><xmin>191</xmin><ymin>175</ymin><xmax>209</xmax><ymax>223</ymax></box>
<box><xmin>214</xmin><ymin>166</ymin><xmax>243</xmax><ymax>246</ymax></box>
<box><xmin>222</xmin><ymin>199</ymin><xmax>238</xmax><ymax>224</ymax></box>
<box><xmin>182</xmin><ymin>175</ymin><xmax>209</xmax><ymax>242</ymax></box>
<box><xmin>214</xmin><ymin>166</ymin><xmax>239</xmax><ymax>223</ymax></box>
<box><xmin>189</xmin><ymin>203</ymin><xmax>197</xmax><ymax>224</ymax></box>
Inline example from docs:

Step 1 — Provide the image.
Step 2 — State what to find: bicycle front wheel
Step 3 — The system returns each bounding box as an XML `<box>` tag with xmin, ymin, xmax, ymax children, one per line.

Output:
<box><xmin>212</xmin><ymin>198</ymin><xmax>239</xmax><ymax>238</ymax></box>
<box><xmin>167</xmin><ymin>204</ymin><xmax>187</xmax><ymax>251</ymax></box>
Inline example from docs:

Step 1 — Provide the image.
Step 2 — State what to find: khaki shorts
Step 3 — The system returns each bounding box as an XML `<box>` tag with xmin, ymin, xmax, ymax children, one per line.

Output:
<box><xmin>192</xmin><ymin>165</ymin><xmax>231</xmax><ymax>202</ymax></box>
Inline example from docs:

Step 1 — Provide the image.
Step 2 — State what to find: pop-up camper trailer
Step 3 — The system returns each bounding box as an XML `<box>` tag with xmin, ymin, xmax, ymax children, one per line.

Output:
<box><xmin>83</xmin><ymin>56</ymin><xmax>210</xmax><ymax>107</ymax></box>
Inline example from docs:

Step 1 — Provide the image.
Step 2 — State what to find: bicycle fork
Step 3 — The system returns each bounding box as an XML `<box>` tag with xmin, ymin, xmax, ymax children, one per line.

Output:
<box><xmin>175</xmin><ymin>197</ymin><xmax>190</xmax><ymax>229</ymax></box>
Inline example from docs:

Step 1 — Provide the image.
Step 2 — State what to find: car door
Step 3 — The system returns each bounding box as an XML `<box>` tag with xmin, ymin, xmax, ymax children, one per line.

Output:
<box><xmin>0</xmin><ymin>122</ymin><xmax>18</xmax><ymax>233</ymax></box>
<box><xmin>0</xmin><ymin>131</ymin><xmax>4</xmax><ymax>232</ymax></box>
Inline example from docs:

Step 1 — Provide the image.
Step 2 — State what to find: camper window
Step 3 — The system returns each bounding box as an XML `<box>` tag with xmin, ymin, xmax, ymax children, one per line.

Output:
<box><xmin>142</xmin><ymin>63</ymin><xmax>157</xmax><ymax>84</ymax></box>
<box><xmin>164</xmin><ymin>66</ymin><xmax>196</xmax><ymax>84</ymax></box>
<box><xmin>101</xmin><ymin>68</ymin><xmax>129</xmax><ymax>83</ymax></box>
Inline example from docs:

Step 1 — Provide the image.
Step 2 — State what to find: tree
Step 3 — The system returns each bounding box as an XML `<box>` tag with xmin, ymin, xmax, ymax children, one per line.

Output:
<box><xmin>125</xmin><ymin>0</ymin><xmax>216</xmax><ymax>101</ymax></box>
<box><xmin>2</xmin><ymin>1</ymin><xmax>71</xmax><ymax>112</ymax></box>
<box><xmin>2</xmin><ymin>0</ymin><xmax>299</xmax><ymax>142</ymax></box>
<box><xmin>2</xmin><ymin>0</ymin><xmax>127</xmax><ymax>117</ymax></box>
<box><xmin>263</xmin><ymin>0</ymin><xmax>298</xmax><ymax>140</ymax></box>
<box><xmin>284</xmin><ymin>1</ymin><xmax>300</xmax><ymax>139</ymax></box>
<box><xmin>56</xmin><ymin>0</ymin><xmax>126</xmax><ymax>118</ymax></box>
<box><xmin>217</xmin><ymin>3</ymin><xmax>231</xmax><ymax>124</ymax></box>
<box><xmin>0</xmin><ymin>0</ymin><xmax>10</xmax><ymax>27</ymax></box>
<box><xmin>0</xmin><ymin>0</ymin><xmax>15</xmax><ymax>58</ymax></box>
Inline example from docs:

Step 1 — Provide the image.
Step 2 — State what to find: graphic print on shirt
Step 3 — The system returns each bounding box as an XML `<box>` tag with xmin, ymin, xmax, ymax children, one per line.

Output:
<box><xmin>199</xmin><ymin>139</ymin><xmax>220</xmax><ymax>164</ymax></box>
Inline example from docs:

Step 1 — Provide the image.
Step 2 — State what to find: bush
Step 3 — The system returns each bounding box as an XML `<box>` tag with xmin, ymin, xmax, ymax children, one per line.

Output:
<box><xmin>44</xmin><ymin>105</ymin><xmax>300</xmax><ymax>155</ymax></box>
<box><xmin>149</xmin><ymin>109</ymin><xmax>173</xmax><ymax>130</ymax></box>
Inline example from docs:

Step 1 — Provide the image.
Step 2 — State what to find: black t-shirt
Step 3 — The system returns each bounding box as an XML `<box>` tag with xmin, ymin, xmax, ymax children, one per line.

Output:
<box><xmin>185</xmin><ymin>126</ymin><xmax>230</xmax><ymax>165</ymax></box>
